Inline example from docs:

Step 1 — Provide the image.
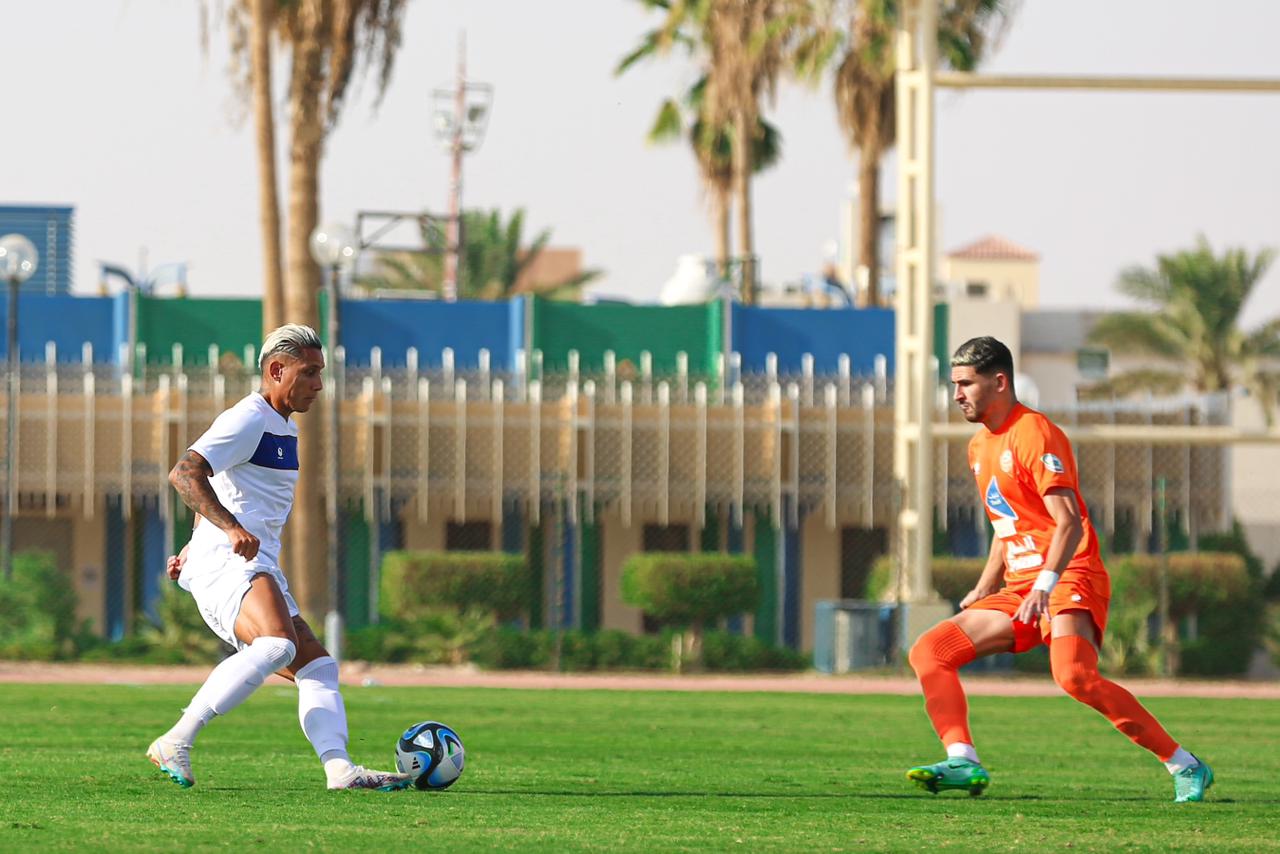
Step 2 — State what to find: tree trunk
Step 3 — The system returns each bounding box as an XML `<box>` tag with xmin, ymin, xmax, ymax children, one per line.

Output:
<box><xmin>733</xmin><ymin>110</ymin><xmax>755</xmax><ymax>304</ymax></box>
<box><xmin>283</xmin><ymin>36</ymin><xmax>327</xmax><ymax>620</ymax></box>
<box><xmin>858</xmin><ymin>137</ymin><xmax>881</xmax><ymax>307</ymax></box>
<box><xmin>713</xmin><ymin>184</ymin><xmax>731</xmax><ymax>279</ymax></box>
<box><xmin>251</xmin><ymin>0</ymin><xmax>285</xmax><ymax>335</ymax></box>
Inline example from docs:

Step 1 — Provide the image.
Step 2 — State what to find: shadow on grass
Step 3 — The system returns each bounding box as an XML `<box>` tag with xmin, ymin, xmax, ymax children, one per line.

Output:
<box><xmin>454</xmin><ymin>789</ymin><xmax>1255</xmax><ymax>804</ymax></box>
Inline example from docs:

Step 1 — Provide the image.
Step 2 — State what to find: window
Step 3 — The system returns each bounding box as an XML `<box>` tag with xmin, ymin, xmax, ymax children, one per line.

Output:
<box><xmin>1077</xmin><ymin>348</ymin><xmax>1110</xmax><ymax>381</ymax></box>
<box><xmin>642</xmin><ymin>524</ymin><xmax>690</xmax><ymax>552</ymax></box>
<box><xmin>965</xmin><ymin>280</ymin><xmax>989</xmax><ymax>298</ymax></box>
<box><xmin>445</xmin><ymin>521</ymin><xmax>493</xmax><ymax>551</ymax></box>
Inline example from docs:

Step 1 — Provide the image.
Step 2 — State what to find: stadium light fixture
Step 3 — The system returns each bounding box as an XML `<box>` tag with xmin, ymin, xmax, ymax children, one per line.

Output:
<box><xmin>0</xmin><ymin>233</ymin><xmax>39</xmax><ymax>581</ymax></box>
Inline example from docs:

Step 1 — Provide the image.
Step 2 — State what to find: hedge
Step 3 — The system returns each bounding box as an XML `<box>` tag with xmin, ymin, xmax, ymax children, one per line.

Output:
<box><xmin>620</xmin><ymin>553</ymin><xmax>758</xmax><ymax>626</ymax></box>
<box><xmin>864</xmin><ymin>551</ymin><xmax>1259</xmax><ymax>676</ymax></box>
<box><xmin>380</xmin><ymin>551</ymin><xmax>532</xmax><ymax>622</ymax></box>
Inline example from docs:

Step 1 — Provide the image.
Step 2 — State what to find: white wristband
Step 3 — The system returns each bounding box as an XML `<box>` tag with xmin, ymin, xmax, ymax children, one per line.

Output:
<box><xmin>1032</xmin><ymin>570</ymin><xmax>1059</xmax><ymax>594</ymax></box>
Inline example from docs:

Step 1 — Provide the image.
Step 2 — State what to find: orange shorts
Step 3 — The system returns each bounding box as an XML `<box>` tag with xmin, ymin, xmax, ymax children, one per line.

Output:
<box><xmin>966</xmin><ymin>566</ymin><xmax>1111</xmax><ymax>653</ymax></box>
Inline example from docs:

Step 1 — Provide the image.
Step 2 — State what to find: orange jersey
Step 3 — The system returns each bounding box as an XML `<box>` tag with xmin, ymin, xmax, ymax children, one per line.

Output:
<box><xmin>968</xmin><ymin>403</ymin><xmax>1104</xmax><ymax>586</ymax></box>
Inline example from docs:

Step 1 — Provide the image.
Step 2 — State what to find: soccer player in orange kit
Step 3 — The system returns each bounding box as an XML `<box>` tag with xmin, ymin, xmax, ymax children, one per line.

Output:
<box><xmin>905</xmin><ymin>336</ymin><xmax>1213</xmax><ymax>802</ymax></box>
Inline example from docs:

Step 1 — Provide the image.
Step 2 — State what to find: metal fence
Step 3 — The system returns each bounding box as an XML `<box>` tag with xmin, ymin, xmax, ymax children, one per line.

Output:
<box><xmin>1</xmin><ymin>343</ymin><xmax>1251</xmax><ymax>648</ymax></box>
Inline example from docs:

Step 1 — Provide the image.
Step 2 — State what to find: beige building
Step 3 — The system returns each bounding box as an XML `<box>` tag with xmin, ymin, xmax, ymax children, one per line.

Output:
<box><xmin>942</xmin><ymin>234</ymin><xmax>1040</xmax><ymax>308</ymax></box>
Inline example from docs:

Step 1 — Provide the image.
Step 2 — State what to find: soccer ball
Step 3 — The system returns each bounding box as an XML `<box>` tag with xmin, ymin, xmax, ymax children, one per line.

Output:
<box><xmin>395</xmin><ymin>721</ymin><xmax>465</xmax><ymax>790</ymax></box>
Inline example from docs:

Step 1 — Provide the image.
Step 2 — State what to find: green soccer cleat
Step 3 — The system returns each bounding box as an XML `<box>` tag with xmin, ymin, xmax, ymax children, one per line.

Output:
<box><xmin>906</xmin><ymin>758</ymin><xmax>990</xmax><ymax>796</ymax></box>
<box><xmin>1173</xmin><ymin>758</ymin><xmax>1214</xmax><ymax>803</ymax></box>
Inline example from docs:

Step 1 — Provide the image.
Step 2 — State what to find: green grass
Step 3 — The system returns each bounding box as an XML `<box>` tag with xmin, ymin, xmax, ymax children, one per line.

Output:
<box><xmin>1</xmin><ymin>683</ymin><xmax>1276</xmax><ymax>852</ymax></box>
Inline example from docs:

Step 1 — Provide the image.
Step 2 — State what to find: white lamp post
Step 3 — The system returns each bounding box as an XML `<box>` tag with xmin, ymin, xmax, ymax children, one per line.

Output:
<box><xmin>308</xmin><ymin>223</ymin><xmax>357</xmax><ymax>658</ymax></box>
<box><xmin>0</xmin><ymin>234</ymin><xmax>39</xmax><ymax>580</ymax></box>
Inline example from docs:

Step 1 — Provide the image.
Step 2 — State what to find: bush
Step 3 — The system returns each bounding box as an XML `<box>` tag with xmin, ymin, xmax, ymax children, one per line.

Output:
<box><xmin>465</xmin><ymin>626</ymin><xmax>805</xmax><ymax>672</ymax></box>
<box><xmin>0</xmin><ymin>550</ymin><xmax>89</xmax><ymax>660</ymax></box>
<box><xmin>345</xmin><ymin>609</ymin><xmax>495</xmax><ymax>665</ymax></box>
<box><xmin>621</xmin><ymin>552</ymin><xmax>757</xmax><ymax>669</ymax></box>
<box><xmin>1106</xmin><ymin>552</ymin><xmax>1257</xmax><ymax>676</ymax></box>
<box><xmin>380</xmin><ymin>551</ymin><xmax>532</xmax><ymax>622</ymax></box>
<box><xmin>865</xmin><ymin>556</ymin><xmax>984</xmax><ymax>603</ymax></box>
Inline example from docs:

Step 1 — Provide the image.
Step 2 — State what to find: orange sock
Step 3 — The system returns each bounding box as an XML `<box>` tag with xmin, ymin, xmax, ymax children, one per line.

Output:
<box><xmin>909</xmin><ymin>622</ymin><xmax>977</xmax><ymax>748</ymax></box>
<box><xmin>1050</xmin><ymin>634</ymin><xmax>1179</xmax><ymax>761</ymax></box>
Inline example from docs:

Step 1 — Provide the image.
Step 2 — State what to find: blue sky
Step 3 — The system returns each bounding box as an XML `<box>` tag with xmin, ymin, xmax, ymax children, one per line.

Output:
<box><xmin>3</xmin><ymin>0</ymin><xmax>1278</xmax><ymax>323</ymax></box>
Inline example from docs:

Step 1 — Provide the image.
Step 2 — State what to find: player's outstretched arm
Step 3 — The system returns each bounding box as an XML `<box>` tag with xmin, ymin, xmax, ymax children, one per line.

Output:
<box><xmin>168</xmin><ymin>450</ymin><xmax>261</xmax><ymax>560</ymax></box>
<box><xmin>1012</xmin><ymin>487</ymin><xmax>1084</xmax><ymax>624</ymax></box>
<box><xmin>960</xmin><ymin>534</ymin><xmax>1005</xmax><ymax>609</ymax></box>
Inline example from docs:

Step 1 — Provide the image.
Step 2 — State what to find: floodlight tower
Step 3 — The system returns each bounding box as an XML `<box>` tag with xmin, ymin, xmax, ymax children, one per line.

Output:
<box><xmin>434</xmin><ymin>33</ymin><xmax>493</xmax><ymax>302</ymax></box>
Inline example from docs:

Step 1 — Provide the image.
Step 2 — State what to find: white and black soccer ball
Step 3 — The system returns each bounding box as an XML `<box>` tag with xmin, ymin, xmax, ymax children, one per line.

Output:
<box><xmin>395</xmin><ymin>721</ymin><xmax>465</xmax><ymax>790</ymax></box>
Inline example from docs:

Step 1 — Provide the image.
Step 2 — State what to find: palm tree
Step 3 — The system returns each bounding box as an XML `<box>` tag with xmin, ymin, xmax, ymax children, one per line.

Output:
<box><xmin>360</xmin><ymin>208</ymin><xmax>601</xmax><ymax>301</ymax></box>
<box><xmin>209</xmin><ymin>0</ymin><xmax>409</xmax><ymax>615</ymax></box>
<box><xmin>830</xmin><ymin>0</ymin><xmax>1012</xmax><ymax>306</ymax></box>
<box><xmin>617</xmin><ymin>26</ymin><xmax>782</xmax><ymax>278</ymax></box>
<box><xmin>623</xmin><ymin>0</ymin><xmax>804</xmax><ymax>302</ymax></box>
<box><xmin>208</xmin><ymin>0</ymin><xmax>285</xmax><ymax>333</ymax></box>
<box><xmin>1086</xmin><ymin>236</ymin><xmax>1280</xmax><ymax>421</ymax></box>
<box><xmin>703</xmin><ymin>0</ymin><xmax>806</xmax><ymax>304</ymax></box>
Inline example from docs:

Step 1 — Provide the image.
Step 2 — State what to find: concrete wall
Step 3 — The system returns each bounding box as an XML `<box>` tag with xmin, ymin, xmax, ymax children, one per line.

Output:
<box><xmin>948</xmin><ymin>296</ymin><xmax>1021</xmax><ymax>366</ymax></box>
<box><xmin>799</xmin><ymin>513</ymin><xmax>840</xmax><ymax>652</ymax></box>
<box><xmin>1231</xmin><ymin>397</ymin><xmax>1280</xmax><ymax>572</ymax></box>
<box><xmin>599</xmin><ymin>508</ymin><xmax>644</xmax><ymax>634</ymax></box>
<box><xmin>72</xmin><ymin>508</ymin><xmax>108</xmax><ymax>633</ymax></box>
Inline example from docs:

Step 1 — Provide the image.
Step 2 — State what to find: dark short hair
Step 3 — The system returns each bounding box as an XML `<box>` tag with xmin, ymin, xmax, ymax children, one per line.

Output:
<box><xmin>951</xmin><ymin>336</ymin><xmax>1014</xmax><ymax>378</ymax></box>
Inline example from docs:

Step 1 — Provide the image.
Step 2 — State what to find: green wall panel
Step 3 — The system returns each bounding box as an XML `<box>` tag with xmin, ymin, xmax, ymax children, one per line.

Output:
<box><xmin>752</xmin><ymin>509</ymin><xmax>777</xmax><ymax>643</ymax></box>
<box><xmin>343</xmin><ymin>510</ymin><xmax>371</xmax><ymax>631</ymax></box>
<box><xmin>531</xmin><ymin>298</ymin><xmax>721</xmax><ymax>376</ymax></box>
<box><xmin>136</xmin><ymin>296</ymin><xmax>263</xmax><ymax>365</ymax></box>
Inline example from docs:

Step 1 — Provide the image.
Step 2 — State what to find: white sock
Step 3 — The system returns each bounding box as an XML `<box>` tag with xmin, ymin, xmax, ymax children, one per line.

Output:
<box><xmin>947</xmin><ymin>742</ymin><xmax>980</xmax><ymax>764</ymax></box>
<box><xmin>1164</xmin><ymin>746</ymin><xmax>1198</xmax><ymax>774</ymax></box>
<box><xmin>165</xmin><ymin>636</ymin><xmax>296</xmax><ymax>744</ymax></box>
<box><xmin>163</xmin><ymin>709</ymin><xmax>210</xmax><ymax>745</ymax></box>
<box><xmin>296</xmin><ymin>656</ymin><xmax>353</xmax><ymax>783</ymax></box>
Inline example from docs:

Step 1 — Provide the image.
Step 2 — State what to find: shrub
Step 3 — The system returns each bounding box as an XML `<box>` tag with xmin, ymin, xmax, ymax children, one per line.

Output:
<box><xmin>1106</xmin><ymin>552</ymin><xmax>1256</xmax><ymax>676</ymax></box>
<box><xmin>345</xmin><ymin>609</ymin><xmax>495</xmax><ymax>665</ymax></box>
<box><xmin>464</xmin><ymin>626</ymin><xmax>806</xmax><ymax>672</ymax></box>
<box><xmin>0</xmin><ymin>551</ymin><xmax>87</xmax><ymax>660</ymax></box>
<box><xmin>380</xmin><ymin>551</ymin><xmax>532</xmax><ymax>622</ymax></box>
<box><xmin>865</xmin><ymin>556</ymin><xmax>983</xmax><ymax>603</ymax></box>
<box><xmin>135</xmin><ymin>583</ymin><xmax>228</xmax><ymax>664</ymax></box>
<box><xmin>621</xmin><ymin>552</ymin><xmax>757</xmax><ymax>670</ymax></box>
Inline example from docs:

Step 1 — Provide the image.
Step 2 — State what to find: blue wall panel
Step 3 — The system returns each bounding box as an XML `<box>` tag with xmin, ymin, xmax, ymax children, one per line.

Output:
<box><xmin>0</xmin><ymin>294</ymin><xmax>115</xmax><ymax>361</ymax></box>
<box><xmin>731</xmin><ymin>306</ymin><xmax>894</xmax><ymax>375</ymax></box>
<box><xmin>339</xmin><ymin>297</ymin><xmax>523</xmax><ymax>370</ymax></box>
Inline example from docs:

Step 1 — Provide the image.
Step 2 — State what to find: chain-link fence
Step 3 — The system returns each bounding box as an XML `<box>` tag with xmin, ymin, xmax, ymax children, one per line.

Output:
<box><xmin>1</xmin><ymin>347</ymin><xmax>1267</xmax><ymax>653</ymax></box>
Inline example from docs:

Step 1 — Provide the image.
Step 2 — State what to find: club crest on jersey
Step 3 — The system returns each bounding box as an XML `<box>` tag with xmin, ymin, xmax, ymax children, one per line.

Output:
<box><xmin>999</xmin><ymin>450</ymin><xmax>1014</xmax><ymax>473</ymax></box>
<box><xmin>985</xmin><ymin>477</ymin><xmax>1018</xmax><ymax>520</ymax></box>
<box><xmin>1041</xmin><ymin>453</ymin><xmax>1064</xmax><ymax>473</ymax></box>
<box><xmin>972</xmin><ymin>462</ymin><xmax>981</xmax><ymax>475</ymax></box>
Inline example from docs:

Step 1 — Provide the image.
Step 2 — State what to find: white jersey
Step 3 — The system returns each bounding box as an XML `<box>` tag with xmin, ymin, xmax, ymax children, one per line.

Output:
<box><xmin>186</xmin><ymin>392</ymin><xmax>299</xmax><ymax>568</ymax></box>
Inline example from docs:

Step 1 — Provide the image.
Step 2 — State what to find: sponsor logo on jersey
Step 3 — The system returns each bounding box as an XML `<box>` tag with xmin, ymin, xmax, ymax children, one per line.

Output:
<box><xmin>249</xmin><ymin>433</ymin><xmax>300</xmax><ymax>470</ymax></box>
<box><xmin>1041</xmin><ymin>453</ymin><xmax>1064</xmax><ymax>473</ymax></box>
<box><xmin>985</xmin><ymin>477</ymin><xmax>1018</xmax><ymax>520</ymax></box>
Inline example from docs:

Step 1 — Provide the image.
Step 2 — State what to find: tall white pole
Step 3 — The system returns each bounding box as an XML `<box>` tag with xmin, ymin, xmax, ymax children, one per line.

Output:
<box><xmin>893</xmin><ymin>0</ymin><xmax>939</xmax><ymax>605</ymax></box>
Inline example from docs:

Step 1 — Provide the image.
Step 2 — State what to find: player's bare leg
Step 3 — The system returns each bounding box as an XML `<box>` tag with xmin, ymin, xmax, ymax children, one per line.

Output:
<box><xmin>284</xmin><ymin>615</ymin><xmax>410</xmax><ymax>791</ymax></box>
<box><xmin>1049</xmin><ymin>612</ymin><xmax>1212</xmax><ymax>802</ymax></box>
<box><xmin>905</xmin><ymin>609</ymin><xmax>1013</xmax><ymax>795</ymax></box>
<box><xmin>147</xmin><ymin>574</ymin><xmax>297</xmax><ymax>788</ymax></box>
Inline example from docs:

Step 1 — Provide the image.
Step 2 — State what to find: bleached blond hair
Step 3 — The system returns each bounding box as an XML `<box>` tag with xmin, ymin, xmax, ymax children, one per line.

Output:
<box><xmin>259</xmin><ymin>323</ymin><xmax>322</xmax><ymax>372</ymax></box>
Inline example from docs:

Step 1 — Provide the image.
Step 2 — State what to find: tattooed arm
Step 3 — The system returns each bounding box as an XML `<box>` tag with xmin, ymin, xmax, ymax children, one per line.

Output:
<box><xmin>168</xmin><ymin>450</ymin><xmax>260</xmax><ymax>561</ymax></box>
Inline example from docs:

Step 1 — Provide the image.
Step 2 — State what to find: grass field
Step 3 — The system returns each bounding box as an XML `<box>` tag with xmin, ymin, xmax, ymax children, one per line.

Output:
<box><xmin>2</xmin><ymin>682</ymin><xmax>1277</xmax><ymax>852</ymax></box>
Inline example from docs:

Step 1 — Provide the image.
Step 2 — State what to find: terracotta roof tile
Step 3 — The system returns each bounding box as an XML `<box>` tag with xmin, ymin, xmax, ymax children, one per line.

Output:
<box><xmin>946</xmin><ymin>235</ymin><xmax>1039</xmax><ymax>261</ymax></box>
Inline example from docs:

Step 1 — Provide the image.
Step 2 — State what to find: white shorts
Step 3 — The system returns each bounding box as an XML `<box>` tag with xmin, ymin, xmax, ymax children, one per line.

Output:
<box><xmin>177</xmin><ymin>544</ymin><xmax>299</xmax><ymax>650</ymax></box>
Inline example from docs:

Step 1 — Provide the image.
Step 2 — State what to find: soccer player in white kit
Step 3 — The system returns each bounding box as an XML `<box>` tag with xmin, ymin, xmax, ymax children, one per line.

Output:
<box><xmin>146</xmin><ymin>324</ymin><xmax>410</xmax><ymax>791</ymax></box>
